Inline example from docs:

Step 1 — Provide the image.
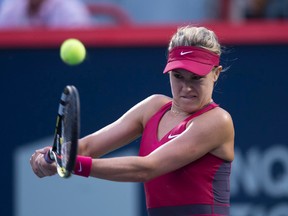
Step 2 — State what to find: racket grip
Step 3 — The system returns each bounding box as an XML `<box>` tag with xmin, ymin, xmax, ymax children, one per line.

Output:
<box><xmin>73</xmin><ymin>155</ymin><xmax>92</xmax><ymax>177</ymax></box>
<box><xmin>44</xmin><ymin>148</ymin><xmax>54</xmax><ymax>164</ymax></box>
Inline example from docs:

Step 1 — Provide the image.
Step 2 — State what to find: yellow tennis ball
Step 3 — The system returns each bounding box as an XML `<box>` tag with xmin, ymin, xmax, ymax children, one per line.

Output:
<box><xmin>60</xmin><ymin>38</ymin><xmax>86</xmax><ymax>66</ymax></box>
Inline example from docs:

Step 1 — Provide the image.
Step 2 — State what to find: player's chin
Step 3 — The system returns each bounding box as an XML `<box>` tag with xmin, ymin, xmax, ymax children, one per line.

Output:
<box><xmin>180</xmin><ymin>97</ymin><xmax>199</xmax><ymax>110</ymax></box>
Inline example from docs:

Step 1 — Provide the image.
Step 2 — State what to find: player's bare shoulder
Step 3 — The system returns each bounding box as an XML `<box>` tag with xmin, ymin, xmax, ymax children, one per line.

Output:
<box><xmin>204</xmin><ymin>106</ymin><xmax>234</xmax><ymax>129</ymax></box>
<box><xmin>206</xmin><ymin>107</ymin><xmax>235</xmax><ymax>148</ymax></box>
<box><xmin>208</xmin><ymin>107</ymin><xmax>235</xmax><ymax>161</ymax></box>
<box><xmin>190</xmin><ymin>106</ymin><xmax>234</xmax><ymax>138</ymax></box>
<box><xmin>217</xmin><ymin>107</ymin><xmax>234</xmax><ymax>129</ymax></box>
<box><xmin>141</xmin><ymin>94</ymin><xmax>171</xmax><ymax>126</ymax></box>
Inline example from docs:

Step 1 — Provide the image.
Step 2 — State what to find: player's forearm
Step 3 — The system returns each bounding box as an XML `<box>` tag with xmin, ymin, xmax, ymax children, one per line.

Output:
<box><xmin>77</xmin><ymin>121</ymin><xmax>142</xmax><ymax>158</ymax></box>
<box><xmin>89</xmin><ymin>156</ymin><xmax>154</xmax><ymax>182</ymax></box>
<box><xmin>77</xmin><ymin>135</ymin><xmax>103</xmax><ymax>157</ymax></box>
<box><xmin>77</xmin><ymin>131</ymin><xmax>121</xmax><ymax>158</ymax></box>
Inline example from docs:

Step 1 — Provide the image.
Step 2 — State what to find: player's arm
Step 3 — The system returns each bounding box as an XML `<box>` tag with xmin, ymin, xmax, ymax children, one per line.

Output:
<box><xmin>88</xmin><ymin>108</ymin><xmax>234</xmax><ymax>182</ymax></box>
<box><xmin>77</xmin><ymin>94</ymin><xmax>170</xmax><ymax>158</ymax></box>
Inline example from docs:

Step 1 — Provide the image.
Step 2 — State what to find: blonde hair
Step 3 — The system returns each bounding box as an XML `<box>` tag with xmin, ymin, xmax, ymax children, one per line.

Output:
<box><xmin>168</xmin><ymin>25</ymin><xmax>221</xmax><ymax>55</ymax></box>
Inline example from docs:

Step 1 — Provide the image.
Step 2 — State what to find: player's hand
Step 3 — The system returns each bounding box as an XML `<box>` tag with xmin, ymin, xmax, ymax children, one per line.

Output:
<box><xmin>30</xmin><ymin>146</ymin><xmax>57</xmax><ymax>178</ymax></box>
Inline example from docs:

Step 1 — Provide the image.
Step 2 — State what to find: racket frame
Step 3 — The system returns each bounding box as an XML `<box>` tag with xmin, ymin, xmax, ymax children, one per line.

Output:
<box><xmin>47</xmin><ymin>85</ymin><xmax>80</xmax><ymax>178</ymax></box>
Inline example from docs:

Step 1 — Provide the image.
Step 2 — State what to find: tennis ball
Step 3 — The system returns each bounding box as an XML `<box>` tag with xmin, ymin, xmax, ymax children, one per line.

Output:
<box><xmin>60</xmin><ymin>38</ymin><xmax>86</xmax><ymax>66</ymax></box>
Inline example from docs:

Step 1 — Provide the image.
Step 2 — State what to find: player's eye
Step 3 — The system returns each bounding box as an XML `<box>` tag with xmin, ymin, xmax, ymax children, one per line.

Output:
<box><xmin>172</xmin><ymin>71</ymin><xmax>183</xmax><ymax>79</ymax></box>
<box><xmin>191</xmin><ymin>75</ymin><xmax>203</xmax><ymax>80</ymax></box>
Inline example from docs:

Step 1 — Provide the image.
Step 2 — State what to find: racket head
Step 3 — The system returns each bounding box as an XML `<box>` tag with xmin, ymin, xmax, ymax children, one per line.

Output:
<box><xmin>51</xmin><ymin>85</ymin><xmax>80</xmax><ymax>178</ymax></box>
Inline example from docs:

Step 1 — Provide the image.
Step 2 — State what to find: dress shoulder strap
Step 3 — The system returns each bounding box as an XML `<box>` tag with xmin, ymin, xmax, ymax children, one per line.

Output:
<box><xmin>184</xmin><ymin>102</ymin><xmax>219</xmax><ymax>123</ymax></box>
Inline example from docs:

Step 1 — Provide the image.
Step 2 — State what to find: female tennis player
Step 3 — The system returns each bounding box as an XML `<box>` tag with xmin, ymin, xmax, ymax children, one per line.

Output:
<box><xmin>30</xmin><ymin>25</ymin><xmax>234</xmax><ymax>216</ymax></box>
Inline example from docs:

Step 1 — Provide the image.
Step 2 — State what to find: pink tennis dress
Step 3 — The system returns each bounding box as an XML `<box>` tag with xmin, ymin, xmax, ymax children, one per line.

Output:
<box><xmin>139</xmin><ymin>101</ymin><xmax>231</xmax><ymax>216</ymax></box>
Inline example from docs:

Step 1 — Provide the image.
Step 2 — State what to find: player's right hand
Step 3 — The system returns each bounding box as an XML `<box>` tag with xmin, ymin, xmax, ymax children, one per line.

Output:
<box><xmin>30</xmin><ymin>146</ymin><xmax>57</xmax><ymax>178</ymax></box>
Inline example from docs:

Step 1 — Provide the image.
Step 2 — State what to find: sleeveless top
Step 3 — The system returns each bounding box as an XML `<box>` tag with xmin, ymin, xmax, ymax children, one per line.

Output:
<box><xmin>139</xmin><ymin>101</ymin><xmax>231</xmax><ymax>216</ymax></box>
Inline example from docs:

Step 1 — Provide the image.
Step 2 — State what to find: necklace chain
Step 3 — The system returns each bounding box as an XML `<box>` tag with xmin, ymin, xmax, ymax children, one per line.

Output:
<box><xmin>170</xmin><ymin>108</ymin><xmax>188</xmax><ymax>116</ymax></box>
<box><xmin>170</xmin><ymin>100</ymin><xmax>214</xmax><ymax>116</ymax></box>
<box><xmin>171</xmin><ymin>109</ymin><xmax>181</xmax><ymax>115</ymax></box>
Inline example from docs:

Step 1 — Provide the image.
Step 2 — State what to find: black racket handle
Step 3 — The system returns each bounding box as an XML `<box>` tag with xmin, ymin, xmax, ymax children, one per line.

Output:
<box><xmin>44</xmin><ymin>149</ymin><xmax>54</xmax><ymax>164</ymax></box>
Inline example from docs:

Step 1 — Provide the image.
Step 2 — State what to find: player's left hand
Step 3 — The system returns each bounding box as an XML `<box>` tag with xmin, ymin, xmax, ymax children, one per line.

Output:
<box><xmin>30</xmin><ymin>146</ymin><xmax>57</xmax><ymax>178</ymax></box>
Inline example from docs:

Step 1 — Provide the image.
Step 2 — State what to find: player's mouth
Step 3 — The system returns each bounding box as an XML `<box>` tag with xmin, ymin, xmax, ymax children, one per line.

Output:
<box><xmin>181</xmin><ymin>95</ymin><xmax>197</xmax><ymax>99</ymax></box>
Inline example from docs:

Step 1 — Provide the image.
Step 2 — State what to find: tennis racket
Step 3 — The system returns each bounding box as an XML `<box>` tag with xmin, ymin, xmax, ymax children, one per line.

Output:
<box><xmin>44</xmin><ymin>85</ymin><xmax>80</xmax><ymax>178</ymax></box>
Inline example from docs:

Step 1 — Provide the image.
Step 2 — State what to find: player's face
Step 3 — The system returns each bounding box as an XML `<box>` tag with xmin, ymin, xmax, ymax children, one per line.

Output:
<box><xmin>169</xmin><ymin>68</ymin><xmax>220</xmax><ymax>113</ymax></box>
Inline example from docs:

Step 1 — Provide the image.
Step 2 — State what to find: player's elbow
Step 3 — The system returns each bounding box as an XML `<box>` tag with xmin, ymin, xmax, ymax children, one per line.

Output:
<box><xmin>135</xmin><ymin>159</ymin><xmax>159</xmax><ymax>182</ymax></box>
<box><xmin>134</xmin><ymin>170</ymin><xmax>154</xmax><ymax>182</ymax></box>
<box><xmin>135</xmin><ymin>171</ymin><xmax>153</xmax><ymax>182</ymax></box>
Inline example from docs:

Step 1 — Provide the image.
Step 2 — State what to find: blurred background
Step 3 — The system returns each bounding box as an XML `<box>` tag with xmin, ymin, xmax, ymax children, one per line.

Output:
<box><xmin>1</xmin><ymin>0</ymin><xmax>288</xmax><ymax>216</ymax></box>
